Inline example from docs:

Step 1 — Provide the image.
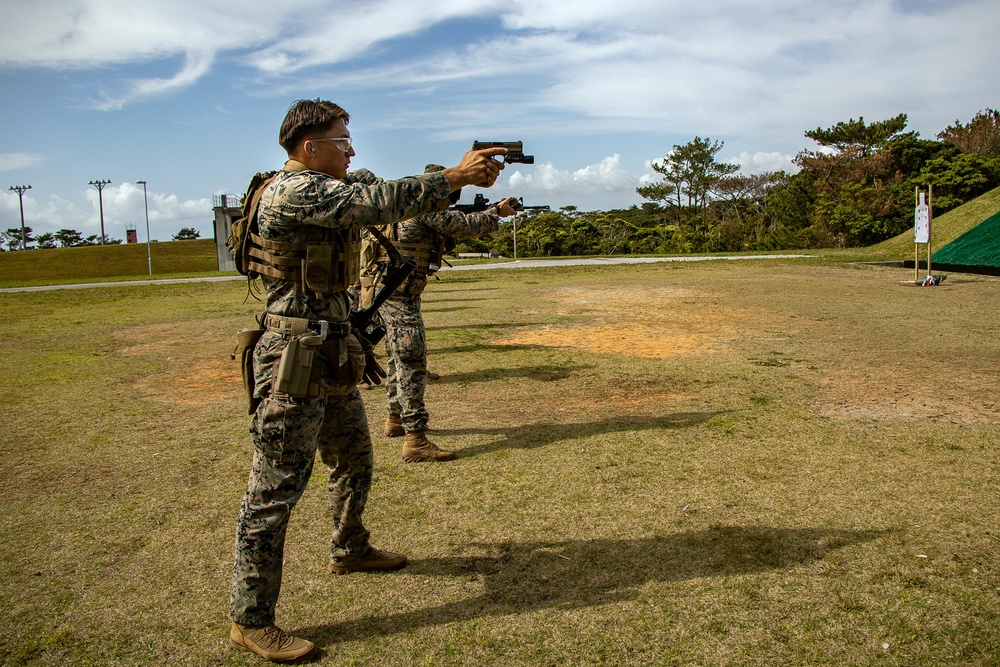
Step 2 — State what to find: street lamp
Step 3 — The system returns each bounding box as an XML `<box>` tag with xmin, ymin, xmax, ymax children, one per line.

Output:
<box><xmin>88</xmin><ymin>179</ymin><xmax>111</xmax><ymax>244</ymax></box>
<box><xmin>136</xmin><ymin>181</ymin><xmax>152</xmax><ymax>275</ymax></box>
<box><xmin>7</xmin><ymin>184</ymin><xmax>31</xmax><ymax>250</ymax></box>
<box><xmin>513</xmin><ymin>211</ymin><xmax>518</xmax><ymax>260</ymax></box>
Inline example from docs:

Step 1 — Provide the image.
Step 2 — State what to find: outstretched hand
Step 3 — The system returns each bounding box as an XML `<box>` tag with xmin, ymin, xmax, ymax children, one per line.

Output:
<box><xmin>495</xmin><ymin>197</ymin><xmax>520</xmax><ymax>217</ymax></box>
<box><xmin>443</xmin><ymin>147</ymin><xmax>508</xmax><ymax>191</ymax></box>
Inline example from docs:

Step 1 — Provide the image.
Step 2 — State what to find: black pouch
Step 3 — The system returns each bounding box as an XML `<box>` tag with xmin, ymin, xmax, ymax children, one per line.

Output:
<box><xmin>232</xmin><ymin>328</ymin><xmax>265</xmax><ymax>415</ymax></box>
<box><xmin>322</xmin><ymin>336</ymin><xmax>363</xmax><ymax>386</ymax></box>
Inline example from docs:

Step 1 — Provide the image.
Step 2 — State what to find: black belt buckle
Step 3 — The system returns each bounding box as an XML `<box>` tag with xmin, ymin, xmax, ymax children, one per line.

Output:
<box><xmin>308</xmin><ymin>320</ymin><xmax>330</xmax><ymax>339</ymax></box>
<box><xmin>308</xmin><ymin>320</ymin><xmax>348</xmax><ymax>339</ymax></box>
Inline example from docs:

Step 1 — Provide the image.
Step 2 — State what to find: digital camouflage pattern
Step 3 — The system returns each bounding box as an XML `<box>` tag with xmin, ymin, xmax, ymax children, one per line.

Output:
<box><xmin>378</xmin><ymin>208</ymin><xmax>500</xmax><ymax>433</ymax></box>
<box><xmin>230</xmin><ymin>163</ymin><xmax>452</xmax><ymax>626</ymax></box>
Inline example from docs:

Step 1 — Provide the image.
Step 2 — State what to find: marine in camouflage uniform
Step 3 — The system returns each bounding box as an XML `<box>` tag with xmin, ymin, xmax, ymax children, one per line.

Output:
<box><xmin>373</xmin><ymin>166</ymin><xmax>518</xmax><ymax>462</ymax></box>
<box><xmin>228</xmin><ymin>100</ymin><xmax>507</xmax><ymax>662</ymax></box>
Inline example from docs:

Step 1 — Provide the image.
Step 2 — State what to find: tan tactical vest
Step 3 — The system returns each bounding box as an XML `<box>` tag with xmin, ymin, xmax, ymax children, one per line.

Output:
<box><xmin>371</xmin><ymin>222</ymin><xmax>443</xmax><ymax>276</ymax></box>
<box><xmin>236</xmin><ymin>161</ymin><xmax>360</xmax><ymax>296</ymax></box>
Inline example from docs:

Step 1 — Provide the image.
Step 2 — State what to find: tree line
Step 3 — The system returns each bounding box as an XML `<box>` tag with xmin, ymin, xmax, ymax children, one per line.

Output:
<box><xmin>0</xmin><ymin>226</ymin><xmax>202</xmax><ymax>251</ymax></box>
<box><xmin>467</xmin><ymin>107</ymin><xmax>1000</xmax><ymax>257</ymax></box>
<box><xmin>7</xmin><ymin>108</ymin><xmax>997</xmax><ymax>256</ymax></box>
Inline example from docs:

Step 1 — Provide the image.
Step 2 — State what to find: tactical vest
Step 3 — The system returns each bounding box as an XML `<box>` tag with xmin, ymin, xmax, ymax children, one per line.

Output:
<box><xmin>250</xmin><ymin>228</ymin><xmax>360</xmax><ymax>296</ymax></box>
<box><xmin>371</xmin><ymin>222</ymin><xmax>447</xmax><ymax>277</ymax></box>
<box><xmin>230</xmin><ymin>161</ymin><xmax>359</xmax><ymax>296</ymax></box>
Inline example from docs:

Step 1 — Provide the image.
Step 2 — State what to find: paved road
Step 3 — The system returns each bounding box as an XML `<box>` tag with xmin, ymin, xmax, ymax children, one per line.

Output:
<box><xmin>444</xmin><ymin>254</ymin><xmax>814</xmax><ymax>271</ymax></box>
<box><xmin>0</xmin><ymin>254</ymin><xmax>815</xmax><ymax>293</ymax></box>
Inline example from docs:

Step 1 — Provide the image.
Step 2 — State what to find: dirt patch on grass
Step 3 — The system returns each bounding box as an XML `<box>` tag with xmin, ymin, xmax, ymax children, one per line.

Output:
<box><xmin>498</xmin><ymin>323</ymin><xmax>715</xmax><ymax>359</ymax></box>
<box><xmin>495</xmin><ymin>285</ymin><xmax>739</xmax><ymax>359</ymax></box>
<box><xmin>119</xmin><ymin>322</ymin><xmax>240</xmax><ymax>405</ymax></box>
<box><xmin>134</xmin><ymin>357</ymin><xmax>240</xmax><ymax>405</ymax></box>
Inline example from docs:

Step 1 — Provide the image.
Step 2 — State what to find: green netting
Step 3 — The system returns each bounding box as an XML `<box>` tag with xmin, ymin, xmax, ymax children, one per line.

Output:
<box><xmin>932</xmin><ymin>209</ymin><xmax>1000</xmax><ymax>268</ymax></box>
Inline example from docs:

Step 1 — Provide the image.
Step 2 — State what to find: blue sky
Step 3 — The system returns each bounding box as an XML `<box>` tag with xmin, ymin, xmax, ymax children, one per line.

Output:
<box><xmin>1</xmin><ymin>0</ymin><xmax>997</xmax><ymax>243</ymax></box>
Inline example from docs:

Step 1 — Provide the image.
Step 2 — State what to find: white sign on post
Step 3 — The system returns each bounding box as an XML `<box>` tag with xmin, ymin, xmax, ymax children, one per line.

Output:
<box><xmin>914</xmin><ymin>193</ymin><xmax>930</xmax><ymax>244</ymax></box>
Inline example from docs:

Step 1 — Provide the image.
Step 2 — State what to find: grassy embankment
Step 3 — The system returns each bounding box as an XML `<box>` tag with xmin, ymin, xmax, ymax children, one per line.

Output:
<box><xmin>0</xmin><ymin>239</ymin><xmax>221</xmax><ymax>288</ymax></box>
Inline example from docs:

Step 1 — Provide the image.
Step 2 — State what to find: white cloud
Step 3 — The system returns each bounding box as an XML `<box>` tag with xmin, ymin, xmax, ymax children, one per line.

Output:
<box><xmin>0</xmin><ymin>183</ymin><xmax>212</xmax><ymax>241</ymax></box>
<box><xmin>1</xmin><ymin>0</ymin><xmax>996</xmax><ymax>144</ymax></box>
<box><xmin>91</xmin><ymin>49</ymin><xmax>216</xmax><ymax>110</ymax></box>
<box><xmin>493</xmin><ymin>154</ymin><xmax>649</xmax><ymax>209</ymax></box>
<box><xmin>0</xmin><ymin>153</ymin><xmax>45</xmax><ymax>171</ymax></box>
<box><xmin>726</xmin><ymin>151</ymin><xmax>798</xmax><ymax>175</ymax></box>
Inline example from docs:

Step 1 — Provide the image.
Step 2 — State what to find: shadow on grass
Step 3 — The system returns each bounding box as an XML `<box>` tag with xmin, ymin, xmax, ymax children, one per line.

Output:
<box><xmin>426</xmin><ymin>321</ymin><xmax>541</xmax><ymax>332</ymax></box>
<box><xmin>434</xmin><ymin>411</ymin><xmax>722</xmax><ymax>457</ymax></box>
<box><xmin>306</xmin><ymin>526</ymin><xmax>887</xmax><ymax>649</ymax></box>
<box><xmin>430</xmin><ymin>363</ymin><xmax>592</xmax><ymax>385</ymax></box>
<box><xmin>428</xmin><ymin>343</ymin><xmax>533</xmax><ymax>355</ymax></box>
<box><xmin>421</xmin><ymin>305</ymin><xmax>475</xmax><ymax>314</ymax></box>
<box><xmin>422</xmin><ymin>285</ymin><xmax>499</xmax><ymax>294</ymax></box>
<box><xmin>421</xmin><ymin>296</ymin><xmax>495</xmax><ymax>305</ymax></box>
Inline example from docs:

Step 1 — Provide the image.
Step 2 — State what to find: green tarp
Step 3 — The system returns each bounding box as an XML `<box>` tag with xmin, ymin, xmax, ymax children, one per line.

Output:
<box><xmin>932</xmin><ymin>209</ymin><xmax>1000</xmax><ymax>268</ymax></box>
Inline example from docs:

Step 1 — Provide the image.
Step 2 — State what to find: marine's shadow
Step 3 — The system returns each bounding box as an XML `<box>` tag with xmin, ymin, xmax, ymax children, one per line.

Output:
<box><xmin>306</xmin><ymin>527</ymin><xmax>887</xmax><ymax>649</ymax></box>
<box><xmin>431</xmin><ymin>363</ymin><xmax>590</xmax><ymax>385</ymax></box>
<box><xmin>435</xmin><ymin>411</ymin><xmax>722</xmax><ymax>457</ymax></box>
<box><xmin>420</xmin><ymin>305</ymin><xmax>475</xmax><ymax>314</ymax></box>
<box><xmin>423</xmin><ymin>285</ymin><xmax>499</xmax><ymax>294</ymax></box>
<box><xmin>426</xmin><ymin>321</ymin><xmax>539</xmax><ymax>333</ymax></box>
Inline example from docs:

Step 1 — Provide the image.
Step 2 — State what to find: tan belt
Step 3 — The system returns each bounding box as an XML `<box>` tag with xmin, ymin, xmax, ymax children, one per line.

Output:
<box><xmin>263</xmin><ymin>313</ymin><xmax>350</xmax><ymax>339</ymax></box>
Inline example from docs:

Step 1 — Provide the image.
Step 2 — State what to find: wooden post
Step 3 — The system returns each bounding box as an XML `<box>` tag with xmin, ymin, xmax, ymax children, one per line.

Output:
<box><xmin>914</xmin><ymin>186</ymin><xmax>919</xmax><ymax>280</ymax></box>
<box><xmin>927</xmin><ymin>184</ymin><xmax>933</xmax><ymax>277</ymax></box>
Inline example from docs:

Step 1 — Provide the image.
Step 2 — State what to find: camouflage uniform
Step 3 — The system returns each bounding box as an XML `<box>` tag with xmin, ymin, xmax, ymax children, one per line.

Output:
<box><xmin>377</xmin><ymin>209</ymin><xmax>500</xmax><ymax>434</ymax></box>
<box><xmin>230</xmin><ymin>162</ymin><xmax>452</xmax><ymax>627</ymax></box>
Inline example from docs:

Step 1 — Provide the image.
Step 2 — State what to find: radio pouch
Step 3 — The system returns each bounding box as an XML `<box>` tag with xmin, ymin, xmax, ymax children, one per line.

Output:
<box><xmin>303</xmin><ymin>245</ymin><xmax>336</xmax><ymax>294</ymax></box>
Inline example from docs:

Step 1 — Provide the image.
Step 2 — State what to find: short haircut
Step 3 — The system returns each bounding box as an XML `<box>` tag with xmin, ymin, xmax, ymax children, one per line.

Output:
<box><xmin>278</xmin><ymin>99</ymin><xmax>350</xmax><ymax>153</ymax></box>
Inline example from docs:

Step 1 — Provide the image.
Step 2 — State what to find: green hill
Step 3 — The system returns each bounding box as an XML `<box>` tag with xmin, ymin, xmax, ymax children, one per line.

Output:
<box><xmin>0</xmin><ymin>238</ymin><xmax>222</xmax><ymax>287</ymax></box>
<box><xmin>862</xmin><ymin>185</ymin><xmax>1000</xmax><ymax>262</ymax></box>
<box><xmin>931</xmin><ymin>209</ymin><xmax>1000</xmax><ymax>269</ymax></box>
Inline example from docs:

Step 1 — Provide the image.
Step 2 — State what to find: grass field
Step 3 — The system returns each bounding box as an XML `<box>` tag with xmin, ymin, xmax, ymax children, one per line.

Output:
<box><xmin>1</xmin><ymin>248</ymin><xmax>998</xmax><ymax>665</ymax></box>
<box><xmin>1</xmin><ymin>189</ymin><xmax>998</xmax><ymax>665</ymax></box>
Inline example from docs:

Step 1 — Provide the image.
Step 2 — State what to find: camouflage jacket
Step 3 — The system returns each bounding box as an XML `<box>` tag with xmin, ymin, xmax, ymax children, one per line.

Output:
<box><xmin>369</xmin><ymin>207</ymin><xmax>501</xmax><ymax>295</ymax></box>
<box><xmin>257</xmin><ymin>161</ymin><xmax>452</xmax><ymax>322</ymax></box>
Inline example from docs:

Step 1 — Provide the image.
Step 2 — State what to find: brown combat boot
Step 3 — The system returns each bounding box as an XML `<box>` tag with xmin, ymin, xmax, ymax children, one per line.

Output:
<box><xmin>229</xmin><ymin>621</ymin><xmax>314</xmax><ymax>663</ymax></box>
<box><xmin>328</xmin><ymin>547</ymin><xmax>408</xmax><ymax>575</ymax></box>
<box><xmin>384</xmin><ymin>413</ymin><xmax>404</xmax><ymax>437</ymax></box>
<box><xmin>402</xmin><ymin>431</ymin><xmax>456</xmax><ymax>462</ymax></box>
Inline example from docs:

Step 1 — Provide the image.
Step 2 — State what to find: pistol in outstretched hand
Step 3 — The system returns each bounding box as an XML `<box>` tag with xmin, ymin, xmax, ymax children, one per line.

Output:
<box><xmin>472</xmin><ymin>141</ymin><xmax>534</xmax><ymax>164</ymax></box>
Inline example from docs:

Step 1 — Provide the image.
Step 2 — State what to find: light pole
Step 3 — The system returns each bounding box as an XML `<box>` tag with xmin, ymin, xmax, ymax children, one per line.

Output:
<box><xmin>136</xmin><ymin>181</ymin><xmax>152</xmax><ymax>275</ymax></box>
<box><xmin>8</xmin><ymin>184</ymin><xmax>31</xmax><ymax>250</ymax></box>
<box><xmin>88</xmin><ymin>179</ymin><xmax>111</xmax><ymax>244</ymax></box>
<box><xmin>513</xmin><ymin>211</ymin><xmax>518</xmax><ymax>260</ymax></box>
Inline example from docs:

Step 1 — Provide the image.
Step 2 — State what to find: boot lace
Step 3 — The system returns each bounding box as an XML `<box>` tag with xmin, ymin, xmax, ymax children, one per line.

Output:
<box><xmin>258</xmin><ymin>624</ymin><xmax>293</xmax><ymax>650</ymax></box>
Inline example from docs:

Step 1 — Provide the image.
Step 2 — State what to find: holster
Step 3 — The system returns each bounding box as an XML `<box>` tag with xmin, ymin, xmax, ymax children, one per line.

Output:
<box><xmin>232</xmin><ymin>328</ymin><xmax>265</xmax><ymax>415</ymax></box>
<box><xmin>274</xmin><ymin>334</ymin><xmax>323</xmax><ymax>397</ymax></box>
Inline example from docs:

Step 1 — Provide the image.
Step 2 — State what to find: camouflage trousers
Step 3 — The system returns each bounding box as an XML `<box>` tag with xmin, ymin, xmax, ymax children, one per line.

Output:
<box><xmin>229</xmin><ymin>380</ymin><xmax>374</xmax><ymax>627</ymax></box>
<box><xmin>379</xmin><ymin>293</ymin><xmax>428</xmax><ymax>433</ymax></box>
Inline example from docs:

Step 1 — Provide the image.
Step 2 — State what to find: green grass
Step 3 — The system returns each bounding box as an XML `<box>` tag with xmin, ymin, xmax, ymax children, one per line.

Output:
<box><xmin>0</xmin><ymin>254</ymin><xmax>997</xmax><ymax>666</ymax></box>
<box><xmin>0</xmin><ymin>238</ymin><xmax>221</xmax><ymax>287</ymax></box>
